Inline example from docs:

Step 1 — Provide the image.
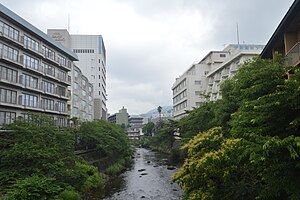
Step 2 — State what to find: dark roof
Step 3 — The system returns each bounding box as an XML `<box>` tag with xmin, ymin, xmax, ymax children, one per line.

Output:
<box><xmin>260</xmin><ymin>0</ymin><xmax>300</xmax><ymax>58</ymax></box>
<box><xmin>0</xmin><ymin>3</ymin><xmax>78</xmax><ymax>61</ymax></box>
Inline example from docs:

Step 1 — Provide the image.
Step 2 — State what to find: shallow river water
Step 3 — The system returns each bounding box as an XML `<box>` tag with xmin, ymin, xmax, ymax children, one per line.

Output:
<box><xmin>101</xmin><ymin>148</ymin><xmax>183</xmax><ymax>200</ymax></box>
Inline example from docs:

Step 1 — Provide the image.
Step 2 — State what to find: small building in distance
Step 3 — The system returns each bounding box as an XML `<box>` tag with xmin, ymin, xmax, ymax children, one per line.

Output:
<box><xmin>127</xmin><ymin>115</ymin><xmax>144</xmax><ymax>140</ymax></box>
<box><xmin>107</xmin><ymin>106</ymin><xmax>129</xmax><ymax>127</ymax></box>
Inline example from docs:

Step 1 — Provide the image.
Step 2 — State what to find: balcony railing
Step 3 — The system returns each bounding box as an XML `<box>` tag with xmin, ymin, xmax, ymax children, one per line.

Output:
<box><xmin>285</xmin><ymin>42</ymin><xmax>300</xmax><ymax>66</ymax></box>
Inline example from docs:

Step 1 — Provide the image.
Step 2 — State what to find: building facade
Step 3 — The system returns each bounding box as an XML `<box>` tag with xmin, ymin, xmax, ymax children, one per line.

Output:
<box><xmin>206</xmin><ymin>44</ymin><xmax>264</xmax><ymax>101</ymax></box>
<box><xmin>172</xmin><ymin>51</ymin><xmax>228</xmax><ymax>120</ymax></box>
<box><xmin>261</xmin><ymin>0</ymin><xmax>300</xmax><ymax>68</ymax></box>
<box><xmin>70</xmin><ymin>65</ymin><xmax>94</xmax><ymax>121</ymax></box>
<box><xmin>172</xmin><ymin>44</ymin><xmax>264</xmax><ymax>120</ymax></box>
<box><xmin>47</xmin><ymin>29</ymin><xmax>107</xmax><ymax>120</ymax></box>
<box><xmin>127</xmin><ymin>116</ymin><xmax>144</xmax><ymax>140</ymax></box>
<box><xmin>107</xmin><ymin>107</ymin><xmax>129</xmax><ymax>127</ymax></box>
<box><xmin>0</xmin><ymin>4</ymin><xmax>78</xmax><ymax>126</ymax></box>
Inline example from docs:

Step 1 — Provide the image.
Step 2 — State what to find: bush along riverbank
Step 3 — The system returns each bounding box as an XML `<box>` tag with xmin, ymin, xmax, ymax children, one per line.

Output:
<box><xmin>0</xmin><ymin>115</ymin><xmax>133</xmax><ymax>200</ymax></box>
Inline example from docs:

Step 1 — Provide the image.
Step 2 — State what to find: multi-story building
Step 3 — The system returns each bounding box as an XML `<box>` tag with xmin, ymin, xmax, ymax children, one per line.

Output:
<box><xmin>206</xmin><ymin>44</ymin><xmax>264</xmax><ymax>101</ymax></box>
<box><xmin>0</xmin><ymin>4</ymin><xmax>78</xmax><ymax>126</ymax></box>
<box><xmin>70</xmin><ymin>65</ymin><xmax>93</xmax><ymax>121</ymax></box>
<box><xmin>172</xmin><ymin>44</ymin><xmax>264</xmax><ymax>120</ymax></box>
<box><xmin>261</xmin><ymin>0</ymin><xmax>300</xmax><ymax>68</ymax></box>
<box><xmin>107</xmin><ymin>106</ymin><xmax>129</xmax><ymax>127</ymax></box>
<box><xmin>127</xmin><ymin>115</ymin><xmax>144</xmax><ymax>140</ymax></box>
<box><xmin>172</xmin><ymin>51</ymin><xmax>228</xmax><ymax>120</ymax></box>
<box><xmin>47</xmin><ymin>29</ymin><xmax>107</xmax><ymax>120</ymax></box>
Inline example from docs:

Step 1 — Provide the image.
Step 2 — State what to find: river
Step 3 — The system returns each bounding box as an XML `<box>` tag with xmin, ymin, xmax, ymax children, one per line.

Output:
<box><xmin>101</xmin><ymin>148</ymin><xmax>183</xmax><ymax>200</ymax></box>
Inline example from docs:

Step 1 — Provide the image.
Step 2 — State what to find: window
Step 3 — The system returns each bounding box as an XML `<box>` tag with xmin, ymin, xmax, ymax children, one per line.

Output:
<box><xmin>74</xmin><ymin>70</ymin><xmax>79</xmax><ymax>78</ymax></box>
<box><xmin>204</xmin><ymin>71</ymin><xmax>209</xmax><ymax>75</ymax></box>
<box><xmin>57</xmin><ymin>69</ymin><xmax>66</xmax><ymax>81</ymax></box>
<box><xmin>195</xmin><ymin>80</ymin><xmax>201</xmax><ymax>85</ymax></box>
<box><xmin>74</xmin><ymin>82</ymin><xmax>79</xmax><ymax>90</ymax></box>
<box><xmin>195</xmin><ymin>91</ymin><xmax>201</xmax><ymax>95</ymax></box>
<box><xmin>220</xmin><ymin>54</ymin><xmax>226</xmax><ymax>57</ymax></box>
<box><xmin>43</xmin><ymin>81</ymin><xmax>55</xmax><ymax>93</ymax></box>
<box><xmin>0</xmin><ymin>21</ymin><xmax>19</xmax><ymax>41</ymax></box>
<box><xmin>0</xmin><ymin>111</ymin><xmax>16</xmax><ymax>125</ymax></box>
<box><xmin>57</xmin><ymin>86</ymin><xmax>66</xmax><ymax>96</ymax></box>
<box><xmin>43</xmin><ymin>63</ymin><xmax>55</xmax><ymax>77</ymax></box>
<box><xmin>23</xmin><ymin>74</ymin><xmax>38</xmax><ymax>89</ymax></box>
<box><xmin>22</xmin><ymin>93</ymin><xmax>38</xmax><ymax>107</ymax></box>
<box><xmin>57</xmin><ymin>54</ymin><xmax>67</xmax><ymax>66</ymax></box>
<box><xmin>56</xmin><ymin>117</ymin><xmax>66</xmax><ymax>127</ymax></box>
<box><xmin>24</xmin><ymin>54</ymin><xmax>39</xmax><ymax>70</ymax></box>
<box><xmin>57</xmin><ymin>101</ymin><xmax>66</xmax><ymax>112</ymax></box>
<box><xmin>0</xmin><ymin>66</ymin><xmax>17</xmax><ymax>83</ymax></box>
<box><xmin>42</xmin><ymin>45</ymin><xmax>55</xmax><ymax>60</ymax></box>
<box><xmin>0</xmin><ymin>88</ymin><xmax>17</xmax><ymax>104</ymax></box>
<box><xmin>0</xmin><ymin>43</ymin><xmax>19</xmax><ymax>62</ymax></box>
<box><xmin>82</xmin><ymin>79</ymin><xmax>86</xmax><ymax>86</ymax></box>
<box><xmin>82</xmin><ymin>90</ymin><xmax>86</xmax><ymax>96</ymax></box>
<box><xmin>42</xmin><ymin>98</ymin><xmax>54</xmax><ymax>110</ymax></box>
<box><xmin>24</xmin><ymin>35</ymin><xmax>39</xmax><ymax>51</ymax></box>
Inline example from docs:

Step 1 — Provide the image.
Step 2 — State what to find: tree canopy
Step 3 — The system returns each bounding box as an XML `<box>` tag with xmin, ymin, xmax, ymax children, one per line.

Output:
<box><xmin>173</xmin><ymin>57</ymin><xmax>300</xmax><ymax>200</ymax></box>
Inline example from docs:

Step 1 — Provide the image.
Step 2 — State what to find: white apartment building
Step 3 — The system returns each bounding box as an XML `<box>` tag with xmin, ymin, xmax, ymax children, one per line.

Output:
<box><xmin>172</xmin><ymin>51</ymin><xmax>229</xmax><ymax>120</ymax></box>
<box><xmin>0</xmin><ymin>3</ymin><xmax>78</xmax><ymax>126</ymax></box>
<box><xmin>70</xmin><ymin>65</ymin><xmax>94</xmax><ymax>121</ymax></box>
<box><xmin>172</xmin><ymin>44</ymin><xmax>264</xmax><ymax>120</ymax></box>
<box><xmin>47</xmin><ymin>30</ymin><xmax>107</xmax><ymax>120</ymax></box>
<box><xmin>206</xmin><ymin>44</ymin><xmax>264</xmax><ymax>101</ymax></box>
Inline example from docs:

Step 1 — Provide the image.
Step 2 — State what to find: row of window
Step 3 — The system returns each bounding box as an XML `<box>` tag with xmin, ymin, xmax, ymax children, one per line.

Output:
<box><xmin>174</xmin><ymin>100</ymin><xmax>187</xmax><ymax>112</ymax></box>
<box><xmin>1</xmin><ymin>64</ymin><xmax>68</xmax><ymax>96</ymax></box>
<box><xmin>0</xmin><ymin>111</ymin><xmax>68</xmax><ymax>126</ymax></box>
<box><xmin>173</xmin><ymin>90</ymin><xmax>187</xmax><ymax>104</ymax></box>
<box><xmin>0</xmin><ymin>20</ymin><xmax>19</xmax><ymax>41</ymax></box>
<box><xmin>0</xmin><ymin>87</ymin><xmax>66</xmax><ymax>112</ymax></box>
<box><xmin>0</xmin><ymin>42</ymin><xmax>19</xmax><ymax>62</ymax></box>
<box><xmin>173</xmin><ymin>79</ymin><xmax>186</xmax><ymax>95</ymax></box>
<box><xmin>73</xmin><ymin>49</ymin><xmax>95</xmax><ymax>54</ymax></box>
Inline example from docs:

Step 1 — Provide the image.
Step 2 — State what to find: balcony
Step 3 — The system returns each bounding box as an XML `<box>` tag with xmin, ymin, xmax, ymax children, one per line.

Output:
<box><xmin>214</xmin><ymin>74</ymin><xmax>221</xmax><ymax>82</ymax></box>
<box><xmin>208</xmin><ymin>77</ymin><xmax>214</xmax><ymax>85</ymax></box>
<box><xmin>222</xmin><ymin>69</ymin><xmax>230</xmax><ymax>77</ymax></box>
<box><xmin>285</xmin><ymin>42</ymin><xmax>300</xmax><ymax>66</ymax></box>
<box><xmin>0</xmin><ymin>49</ymin><xmax>22</xmax><ymax>67</ymax></box>
<box><xmin>0</xmin><ymin>27</ymin><xmax>23</xmax><ymax>47</ymax></box>
<box><xmin>24</xmin><ymin>42</ymin><xmax>43</xmax><ymax>58</ymax></box>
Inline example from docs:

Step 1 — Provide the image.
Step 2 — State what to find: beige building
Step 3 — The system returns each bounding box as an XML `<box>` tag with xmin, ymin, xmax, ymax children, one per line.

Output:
<box><xmin>47</xmin><ymin>29</ymin><xmax>107</xmax><ymax>120</ymax></box>
<box><xmin>0</xmin><ymin>3</ymin><xmax>78</xmax><ymax>126</ymax></box>
<box><xmin>70</xmin><ymin>65</ymin><xmax>93</xmax><ymax>122</ymax></box>
<box><xmin>107</xmin><ymin>107</ymin><xmax>129</xmax><ymax>127</ymax></box>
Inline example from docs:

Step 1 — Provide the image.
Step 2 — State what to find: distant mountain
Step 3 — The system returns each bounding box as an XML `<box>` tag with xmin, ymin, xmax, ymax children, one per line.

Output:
<box><xmin>140</xmin><ymin>106</ymin><xmax>173</xmax><ymax>118</ymax></box>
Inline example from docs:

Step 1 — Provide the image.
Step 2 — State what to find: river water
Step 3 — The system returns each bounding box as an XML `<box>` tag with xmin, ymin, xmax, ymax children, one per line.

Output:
<box><xmin>101</xmin><ymin>148</ymin><xmax>183</xmax><ymax>200</ymax></box>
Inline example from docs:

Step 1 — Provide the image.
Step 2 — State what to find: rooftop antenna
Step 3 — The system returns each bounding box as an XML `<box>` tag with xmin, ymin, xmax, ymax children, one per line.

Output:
<box><xmin>68</xmin><ymin>14</ymin><xmax>70</xmax><ymax>32</ymax></box>
<box><xmin>236</xmin><ymin>23</ymin><xmax>240</xmax><ymax>46</ymax></box>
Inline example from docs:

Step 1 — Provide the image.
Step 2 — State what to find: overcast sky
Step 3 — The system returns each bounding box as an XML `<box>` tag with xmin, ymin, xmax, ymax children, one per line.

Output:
<box><xmin>0</xmin><ymin>0</ymin><xmax>294</xmax><ymax>115</ymax></box>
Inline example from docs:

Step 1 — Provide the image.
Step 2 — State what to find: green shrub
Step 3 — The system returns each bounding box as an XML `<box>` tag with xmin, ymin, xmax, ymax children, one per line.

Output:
<box><xmin>105</xmin><ymin>159</ymin><xmax>125</xmax><ymax>175</ymax></box>
<box><xmin>5</xmin><ymin>175</ymin><xmax>62</xmax><ymax>200</ymax></box>
<box><xmin>57</xmin><ymin>189</ymin><xmax>80</xmax><ymax>200</ymax></box>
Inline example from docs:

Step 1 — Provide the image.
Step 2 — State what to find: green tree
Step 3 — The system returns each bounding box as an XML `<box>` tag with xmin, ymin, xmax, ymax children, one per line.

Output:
<box><xmin>174</xmin><ymin>57</ymin><xmax>300</xmax><ymax>199</ymax></box>
<box><xmin>0</xmin><ymin>114</ymin><xmax>103</xmax><ymax>199</ymax></box>
<box><xmin>78</xmin><ymin>121</ymin><xmax>132</xmax><ymax>163</ymax></box>
<box><xmin>142</xmin><ymin>122</ymin><xmax>155</xmax><ymax>136</ymax></box>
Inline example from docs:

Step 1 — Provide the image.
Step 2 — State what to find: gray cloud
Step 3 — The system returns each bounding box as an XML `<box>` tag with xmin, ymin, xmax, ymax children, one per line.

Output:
<box><xmin>0</xmin><ymin>0</ymin><xmax>295</xmax><ymax>114</ymax></box>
